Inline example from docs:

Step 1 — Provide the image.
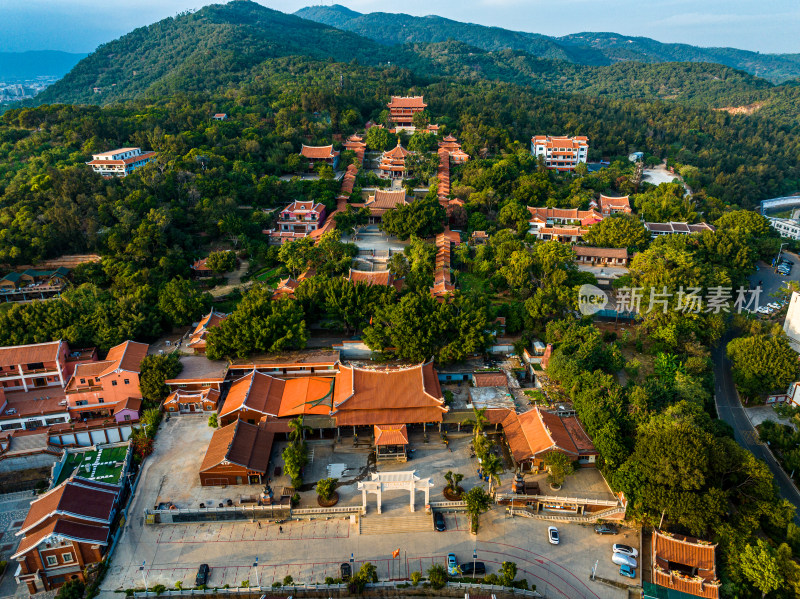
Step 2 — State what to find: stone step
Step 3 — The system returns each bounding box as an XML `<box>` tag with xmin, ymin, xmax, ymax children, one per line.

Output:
<box><xmin>360</xmin><ymin>511</ymin><xmax>433</xmax><ymax>535</ymax></box>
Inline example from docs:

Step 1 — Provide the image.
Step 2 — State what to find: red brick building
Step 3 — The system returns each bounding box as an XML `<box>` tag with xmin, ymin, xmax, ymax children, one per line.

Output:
<box><xmin>0</xmin><ymin>340</ymin><xmax>71</xmax><ymax>393</ymax></box>
<box><xmin>12</xmin><ymin>478</ymin><xmax>119</xmax><ymax>593</ymax></box>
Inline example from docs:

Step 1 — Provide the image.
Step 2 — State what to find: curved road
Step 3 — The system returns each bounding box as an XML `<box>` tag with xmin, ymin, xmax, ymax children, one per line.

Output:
<box><xmin>712</xmin><ymin>335</ymin><xmax>800</xmax><ymax>525</ymax></box>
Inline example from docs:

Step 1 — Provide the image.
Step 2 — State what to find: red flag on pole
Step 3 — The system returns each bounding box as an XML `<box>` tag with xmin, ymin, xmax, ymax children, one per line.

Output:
<box><xmin>392</xmin><ymin>549</ymin><xmax>400</xmax><ymax>559</ymax></box>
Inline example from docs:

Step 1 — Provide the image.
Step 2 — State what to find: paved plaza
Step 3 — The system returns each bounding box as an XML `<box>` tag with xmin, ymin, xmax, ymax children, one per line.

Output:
<box><xmin>100</xmin><ymin>417</ymin><xmax>639</xmax><ymax>599</ymax></box>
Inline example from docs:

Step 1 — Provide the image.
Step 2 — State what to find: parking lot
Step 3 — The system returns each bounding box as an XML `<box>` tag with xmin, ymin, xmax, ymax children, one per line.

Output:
<box><xmin>102</xmin><ymin>417</ymin><xmax>639</xmax><ymax>599</ymax></box>
<box><xmin>751</xmin><ymin>251</ymin><xmax>800</xmax><ymax>305</ymax></box>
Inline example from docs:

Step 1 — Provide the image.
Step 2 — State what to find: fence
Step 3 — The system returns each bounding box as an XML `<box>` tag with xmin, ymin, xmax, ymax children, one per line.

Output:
<box><xmin>495</xmin><ymin>493</ymin><xmax>619</xmax><ymax>507</ymax></box>
<box><xmin>133</xmin><ymin>580</ymin><xmax>541</xmax><ymax>599</ymax></box>
<box><xmin>428</xmin><ymin>500</ymin><xmax>467</xmax><ymax>510</ymax></box>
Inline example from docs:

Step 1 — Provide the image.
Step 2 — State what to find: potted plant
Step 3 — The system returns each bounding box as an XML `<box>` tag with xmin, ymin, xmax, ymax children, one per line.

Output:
<box><xmin>443</xmin><ymin>470</ymin><xmax>464</xmax><ymax>500</ymax></box>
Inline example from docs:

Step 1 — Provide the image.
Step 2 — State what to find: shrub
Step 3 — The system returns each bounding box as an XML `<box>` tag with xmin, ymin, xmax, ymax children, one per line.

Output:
<box><xmin>427</xmin><ymin>564</ymin><xmax>447</xmax><ymax>590</ymax></box>
<box><xmin>411</xmin><ymin>571</ymin><xmax>422</xmax><ymax>586</ymax></box>
<box><xmin>316</xmin><ymin>477</ymin><xmax>338</xmax><ymax>501</ymax></box>
<box><xmin>56</xmin><ymin>579</ymin><xmax>85</xmax><ymax>599</ymax></box>
<box><xmin>283</xmin><ymin>576</ymin><xmax>293</xmax><ymax>586</ymax></box>
<box><xmin>271</xmin><ymin>582</ymin><xmax>281</xmax><ymax>588</ymax></box>
<box><xmin>152</xmin><ymin>584</ymin><xmax>166</xmax><ymax>594</ymax></box>
<box><xmin>208</xmin><ymin>413</ymin><xmax>218</xmax><ymax>428</ymax></box>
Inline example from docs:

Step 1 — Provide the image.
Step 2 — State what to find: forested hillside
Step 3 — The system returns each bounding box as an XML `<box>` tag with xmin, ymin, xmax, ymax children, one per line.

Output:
<box><xmin>28</xmin><ymin>0</ymin><xmax>800</xmax><ymax>123</ymax></box>
<box><xmin>296</xmin><ymin>4</ymin><xmax>800</xmax><ymax>83</ymax></box>
<box><xmin>33</xmin><ymin>1</ymin><xmax>396</xmax><ymax>105</ymax></box>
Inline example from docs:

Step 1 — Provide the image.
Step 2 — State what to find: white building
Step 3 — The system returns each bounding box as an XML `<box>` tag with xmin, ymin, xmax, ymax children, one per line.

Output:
<box><xmin>783</xmin><ymin>292</ymin><xmax>800</xmax><ymax>353</ymax></box>
<box><xmin>768</xmin><ymin>217</ymin><xmax>800</xmax><ymax>241</ymax></box>
<box><xmin>530</xmin><ymin>135</ymin><xmax>588</xmax><ymax>171</ymax></box>
<box><xmin>86</xmin><ymin>147</ymin><xmax>157</xmax><ymax>178</ymax></box>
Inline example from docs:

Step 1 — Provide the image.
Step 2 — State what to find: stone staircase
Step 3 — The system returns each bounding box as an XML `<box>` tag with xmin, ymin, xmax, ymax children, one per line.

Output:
<box><xmin>359</xmin><ymin>510</ymin><xmax>433</xmax><ymax>535</ymax></box>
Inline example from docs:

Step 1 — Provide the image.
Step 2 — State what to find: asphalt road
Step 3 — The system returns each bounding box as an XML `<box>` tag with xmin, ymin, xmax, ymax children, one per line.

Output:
<box><xmin>712</xmin><ymin>334</ymin><xmax>800</xmax><ymax>525</ymax></box>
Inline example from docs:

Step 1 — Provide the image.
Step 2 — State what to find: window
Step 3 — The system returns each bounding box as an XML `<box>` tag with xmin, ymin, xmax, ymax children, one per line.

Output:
<box><xmin>124</xmin><ymin>379</ymin><xmax>130</xmax><ymax>385</ymax></box>
<box><xmin>98</xmin><ymin>398</ymin><xmax>104</xmax><ymax>404</ymax></box>
<box><xmin>111</xmin><ymin>380</ymin><xmax>117</xmax><ymax>386</ymax></box>
<box><xmin>80</xmin><ymin>379</ymin><xmax>85</xmax><ymax>385</ymax></box>
<box><xmin>62</xmin><ymin>553</ymin><xmax>74</xmax><ymax>563</ymax></box>
<box><xmin>124</xmin><ymin>414</ymin><xmax>131</xmax><ymax>421</ymax></box>
<box><xmin>46</xmin><ymin>555</ymin><xmax>58</xmax><ymax>566</ymax></box>
<box><xmin>27</xmin><ymin>362</ymin><xmax>44</xmax><ymax>371</ymax></box>
<box><xmin>76</xmin><ymin>400</ymin><xmax>88</xmax><ymax>406</ymax></box>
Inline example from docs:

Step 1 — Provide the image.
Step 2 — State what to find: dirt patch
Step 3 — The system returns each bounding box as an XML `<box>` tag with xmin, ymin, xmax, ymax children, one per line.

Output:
<box><xmin>0</xmin><ymin>466</ymin><xmax>51</xmax><ymax>493</ymax></box>
<box><xmin>713</xmin><ymin>102</ymin><xmax>764</xmax><ymax>115</ymax></box>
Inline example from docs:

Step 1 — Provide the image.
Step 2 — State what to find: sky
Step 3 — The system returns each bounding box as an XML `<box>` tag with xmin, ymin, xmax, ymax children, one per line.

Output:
<box><xmin>2</xmin><ymin>0</ymin><xmax>799</xmax><ymax>55</ymax></box>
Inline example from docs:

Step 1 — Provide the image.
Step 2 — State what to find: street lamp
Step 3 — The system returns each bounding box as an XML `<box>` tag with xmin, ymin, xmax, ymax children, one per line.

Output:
<box><xmin>591</xmin><ymin>559</ymin><xmax>598</xmax><ymax>580</ymax></box>
<box><xmin>140</xmin><ymin>560</ymin><xmax>148</xmax><ymax>590</ymax></box>
<box><xmin>472</xmin><ymin>548</ymin><xmax>477</xmax><ymax>580</ymax></box>
<box><xmin>253</xmin><ymin>557</ymin><xmax>259</xmax><ymax>588</ymax></box>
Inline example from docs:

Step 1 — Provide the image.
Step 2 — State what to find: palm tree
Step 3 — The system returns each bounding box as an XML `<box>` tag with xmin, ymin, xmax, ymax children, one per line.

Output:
<box><xmin>288</xmin><ymin>416</ymin><xmax>312</xmax><ymax>445</ymax></box>
<box><xmin>460</xmin><ymin>406</ymin><xmax>488</xmax><ymax>446</ymax></box>
<box><xmin>481</xmin><ymin>453</ymin><xmax>503</xmax><ymax>495</ymax></box>
<box><xmin>444</xmin><ymin>471</ymin><xmax>464</xmax><ymax>496</ymax></box>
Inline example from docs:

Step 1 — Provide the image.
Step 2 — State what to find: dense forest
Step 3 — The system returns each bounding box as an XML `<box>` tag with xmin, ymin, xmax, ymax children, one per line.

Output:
<box><xmin>296</xmin><ymin>4</ymin><xmax>800</xmax><ymax>83</ymax></box>
<box><xmin>22</xmin><ymin>0</ymin><xmax>800</xmax><ymax>123</ymax></box>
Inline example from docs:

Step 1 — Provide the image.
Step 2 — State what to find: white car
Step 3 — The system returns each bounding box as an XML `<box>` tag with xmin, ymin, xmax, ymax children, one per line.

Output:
<box><xmin>611</xmin><ymin>553</ymin><xmax>638</xmax><ymax>569</ymax></box>
<box><xmin>548</xmin><ymin>526</ymin><xmax>559</xmax><ymax>545</ymax></box>
<box><xmin>613</xmin><ymin>544</ymin><xmax>639</xmax><ymax>558</ymax></box>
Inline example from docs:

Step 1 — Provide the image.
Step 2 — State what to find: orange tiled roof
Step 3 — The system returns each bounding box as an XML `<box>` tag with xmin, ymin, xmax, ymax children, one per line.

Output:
<box><xmin>388</xmin><ymin>96</ymin><xmax>426</xmax><ymax>109</ymax></box>
<box><xmin>86</xmin><ymin>151</ymin><xmax>157</xmax><ymax>166</ymax></box>
<box><xmin>219</xmin><ymin>370</ymin><xmax>285</xmax><ymax>419</ymax></box>
<box><xmin>473</xmin><ymin>372</ymin><xmax>508</xmax><ymax>387</ymax></box>
<box><xmin>332</xmin><ymin>362</ymin><xmax>446</xmax><ymax>426</ymax></box>
<box><xmin>188</xmin><ymin>310</ymin><xmax>228</xmax><ymax>349</ymax></box>
<box><xmin>200</xmin><ymin>420</ymin><xmax>274</xmax><ymax>475</ymax></box>
<box><xmin>503</xmin><ymin>408</ymin><xmax>597</xmax><ymax>463</ymax></box>
<box><xmin>0</xmin><ymin>340</ymin><xmax>62</xmax><ymax>369</ymax></box>
<box><xmin>300</xmin><ymin>144</ymin><xmax>339</xmax><ymax>159</ymax></box>
<box><xmin>277</xmin><ymin>377</ymin><xmax>334</xmax><ymax>417</ymax></box>
<box><xmin>573</xmin><ymin>246</ymin><xmax>628</xmax><ymax>260</ymax></box>
<box><xmin>100</xmin><ymin>341</ymin><xmax>148</xmax><ymax>376</ymax></box>
<box><xmin>531</xmin><ymin>135</ymin><xmax>589</xmax><ymax>149</ymax></box>
<box><xmin>383</xmin><ymin>143</ymin><xmax>410</xmax><ymax>159</ymax></box>
<box><xmin>652</xmin><ymin>529</ymin><xmax>719</xmax><ymax>598</ymax></box>
<box><xmin>598</xmin><ymin>195</ymin><xmax>631</xmax><ymax>211</ymax></box>
<box><xmin>348</xmin><ymin>269</ymin><xmax>393</xmax><ymax>286</ymax></box>
<box><xmin>374</xmin><ymin>424</ymin><xmax>409</xmax><ymax>446</ymax></box>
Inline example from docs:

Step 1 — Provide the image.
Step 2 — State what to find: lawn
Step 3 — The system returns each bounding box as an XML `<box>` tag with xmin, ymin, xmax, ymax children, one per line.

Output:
<box><xmin>457</xmin><ymin>272</ymin><xmax>490</xmax><ymax>296</ymax></box>
<box><xmin>254</xmin><ymin>265</ymin><xmax>288</xmax><ymax>286</ymax></box>
<box><xmin>55</xmin><ymin>445</ymin><xmax>128</xmax><ymax>486</ymax></box>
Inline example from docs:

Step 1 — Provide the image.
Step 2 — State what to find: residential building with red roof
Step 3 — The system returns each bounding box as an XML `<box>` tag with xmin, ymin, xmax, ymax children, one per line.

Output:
<box><xmin>12</xmin><ymin>477</ymin><xmax>120</xmax><ymax>593</ymax></box>
<box><xmin>276</xmin><ymin>200</ymin><xmax>327</xmax><ymax>235</ymax></box>
<box><xmin>573</xmin><ymin>246</ymin><xmax>629</xmax><ymax>267</ymax></box>
<box><xmin>530</xmin><ymin>135</ymin><xmax>589</xmax><ymax>171</ymax></box>
<box><xmin>64</xmin><ymin>341</ymin><xmax>149</xmax><ymax>420</ymax></box>
<box><xmin>502</xmin><ymin>407</ymin><xmax>598</xmax><ymax>471</ymax></box>
<box><xmin>332</xmin><ymin>361</ymin><xmax>447</xmax><ymax>428</ymax></box>
<box><xmin>300</xmin><ymin>144</ymin><xmax>339</xmax><ymax>171</ymax></box>
<box><xmin>86</xmin><ymin>148</ymin><xmax>156</xmax><ymax>178</ymax></box>
<box><xmin>592</xmin><ymin>194</ymin><xmax>632</xmax><ymax>215</ymax></box>
<box><xmin>212</xmin><ymin>113</ymin><xmax>227</xmax><ymax>121</ymax></box>
<box><xmin>199</xmin><ymin>420</ymin><xmax>275</xmax><ymax>486</ymax></box>
<box><xmin>186</xmin><ymin>310</ymin><xmax>228</xmax><ymax>355</ymax></box>
<box><xmin>387</xmin><ymin>96</ymin><xmax>427</xmax><ymax>129</ymax></box>
<box><xmin>378</xmin><ymin>142</ymin><xmax>411</xmax><ymax>179</ymax></box>
<box><xmin>164</xmin><ymin>387</ymin><xmax>220</xmax><ymax>414</ymax></box>
<box><xmin>0</xmin><ymin>340</ymin><xmax>71</xmax><ymax>393</ymax></box>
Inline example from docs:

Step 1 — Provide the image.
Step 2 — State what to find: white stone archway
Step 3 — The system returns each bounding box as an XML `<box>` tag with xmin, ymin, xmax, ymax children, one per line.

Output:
<box><xmin>358</xmin><ymin>471</ymin><xmax>433</xmax><ymax>514</ymax></box>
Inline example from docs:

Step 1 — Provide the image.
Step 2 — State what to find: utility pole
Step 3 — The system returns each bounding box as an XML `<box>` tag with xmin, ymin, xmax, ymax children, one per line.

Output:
<box><xmin>140</xmin><ymin>561</ymin><xmax>148</xmax><ymax>590</ymax></box>
<box><xmin>253</xmin><ymin>556</ymin><xmax>259</xmax><ymax>588</ymax></box>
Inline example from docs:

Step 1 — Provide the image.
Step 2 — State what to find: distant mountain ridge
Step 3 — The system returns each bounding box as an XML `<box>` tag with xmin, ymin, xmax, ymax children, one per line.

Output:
<box><xmin>0</xmin><ymin>51</ymin><xmax>87</xmax><ymax>81</ymax></box>
<box><xmin>294</xmin><ymin>5</ymin><xmax>800</xmax><ymax>83</ymax></box>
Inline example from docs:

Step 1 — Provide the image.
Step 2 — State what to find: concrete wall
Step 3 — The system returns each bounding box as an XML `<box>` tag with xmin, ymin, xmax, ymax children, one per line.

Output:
<box><xmin>0</xmin><ymin>451</ymin><xmax>60</xmax><ymax>473</ymax></box>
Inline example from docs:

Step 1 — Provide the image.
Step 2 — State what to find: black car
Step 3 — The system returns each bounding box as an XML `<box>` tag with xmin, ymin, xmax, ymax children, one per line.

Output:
<box><xmin>460</xmin><ymin>562</ymin><xmax>486</xmax><ymax>576</ymax></box>
<box><xmin>434</xmin><ymin>512</ymin><xmax>446</xmax><ymax>531</ymax></box>
<box><xmin>594</xmin><ymin>523</ymin><xmax>619</xmax><ymax>535</ymax></box>
<box><xmin>195</xmin><ymin>564</ymin><xmax>210</xmax><ymax>586</ymax></box>
<box><xmin>340</xmin><ymin>563</ymin><xmax>352</xmax><ymax>581</ymax></box>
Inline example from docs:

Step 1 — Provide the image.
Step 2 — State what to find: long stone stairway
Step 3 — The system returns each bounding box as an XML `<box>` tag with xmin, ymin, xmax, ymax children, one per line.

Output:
<box><xmin>359</xmin><ymin>510</ymin><xmax>433</xmax><ymax>535</ymax></box>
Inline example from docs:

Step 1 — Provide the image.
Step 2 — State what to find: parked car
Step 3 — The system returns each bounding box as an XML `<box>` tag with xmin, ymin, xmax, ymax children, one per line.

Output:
<box><xmin>613</xmin><ymin>544</ymin><xmax>639</xmax><ymax>558</ymax></box>
<box><xmin>460</xmin><ymin>562</ymin><xmax>486</xmax><ymax>576</ymax></box>
<box><xmin>340</xmin><ymin>563</ymin><xmax>351</xmax><ymax>581</ymax></box>
<box><xmin>196</xmin><ymin>564</ymin><xmax>210</xmax><ymax>586</ymax></box>
<box><xmin>447</xmin><ymin>553</ymin><xmax>459</xmax><ymax>576</ymax></box>
<box><xmin>594</xmin><ymin>523</ymin><xmax>618</xmax><ymax>535</ymax></box>
<box><xmin>611</xmin><ymin>553</ymin><xmax>638</xmax><ymax>569</ymax></box>
<box><xmin>619</xmin><ymin>564</ymin><xmax>636</xmax><ymax>579</ymax></box>
<box><xmin>548</xmin><ymin>526</ymin><xmax>560</xmax><ymax>545</ymax></box>
<box><xmin>434</xmin><ymin>512</ymin><xmax>446</xmax><ymax>532</ymax></box>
